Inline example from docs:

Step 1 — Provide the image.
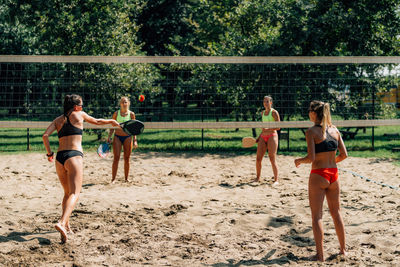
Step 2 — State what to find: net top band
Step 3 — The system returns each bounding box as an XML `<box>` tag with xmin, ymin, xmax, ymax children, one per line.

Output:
<box><xmin>2</xmin><ymin>55</ymin><xmax>400</xmax><ymax>64</ymax></box>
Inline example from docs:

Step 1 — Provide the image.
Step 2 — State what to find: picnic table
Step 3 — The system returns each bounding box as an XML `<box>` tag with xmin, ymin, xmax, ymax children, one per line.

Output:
<box><xmin>340</xmin><ymin>127</ymin><xmax>366</xmax><ymax>140</ymax></box>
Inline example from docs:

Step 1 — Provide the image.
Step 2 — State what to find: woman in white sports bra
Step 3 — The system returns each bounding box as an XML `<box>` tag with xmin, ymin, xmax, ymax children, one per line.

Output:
<box><xmin>108</xmin><ymin>96</ymin><xmax>138</xmax><ymax>183</ymax></box>
<box><xmin>255</xmin><ymin>95</ymin><xmax>280</xmax><ymax>184</ymax></box>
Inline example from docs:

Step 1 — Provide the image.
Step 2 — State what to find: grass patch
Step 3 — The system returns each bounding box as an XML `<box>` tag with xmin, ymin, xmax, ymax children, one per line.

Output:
<box><xmin>0</xmin><ymin>126</ymin><xmax>399</xmax><ymax>160</ymax></box>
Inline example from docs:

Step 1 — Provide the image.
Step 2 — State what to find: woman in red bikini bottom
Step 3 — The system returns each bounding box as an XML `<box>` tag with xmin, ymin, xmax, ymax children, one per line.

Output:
<box><xmin>256</xmin><ymin>95</ymin><xmax>280</xmax><ymax>184</ymax></box>
<box><xmin>294</xmin><ymin>100</ymin><xmax>348</xmax><ymax>262</ymax></box>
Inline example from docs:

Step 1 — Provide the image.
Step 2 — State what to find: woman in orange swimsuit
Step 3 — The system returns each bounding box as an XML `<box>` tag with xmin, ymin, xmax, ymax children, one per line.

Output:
<box><xmin>256</xmin><ymin>95</ymin><xmax>280</xmax><ymax>184</ymax></box>
<box><xmin>43</xmin><ymin>94</ymin><xmax>119</xmax><ymax>243</ymax></box>
<box><xmin>294</xmin><ymin>100</ymin><xmax>348</xmax><ymax>261</ymax></box>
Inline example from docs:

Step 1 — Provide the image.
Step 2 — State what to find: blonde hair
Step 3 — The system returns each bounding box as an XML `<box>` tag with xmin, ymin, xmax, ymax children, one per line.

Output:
<box><xmin>309</xmin><ymin>100</ymin><xmax>332</xmax><ymax>135</ymax></box>
<box><xmin>120</xmin><ymin>96</ymin><xmax>130</xmax><ymax>105</ymax></box>
<box><xmin>264</xmin><ymin>95</ymin><xmax>273</xmax><ymax>102</ymax></box>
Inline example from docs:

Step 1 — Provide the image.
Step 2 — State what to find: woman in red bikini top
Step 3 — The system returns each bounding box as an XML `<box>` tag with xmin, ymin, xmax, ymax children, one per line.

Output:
<box><xmin>255</xmin><ymin>95</ymin><xmax>280</xmax><ymax>184</ymax></box>
<box><xmin>294</xmin><ymin>100</ymin><xmax>348</xmax><ymax>262</ymax></box>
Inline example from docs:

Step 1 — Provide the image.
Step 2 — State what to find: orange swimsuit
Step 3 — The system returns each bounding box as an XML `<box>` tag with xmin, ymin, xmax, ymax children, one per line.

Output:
<box><xmin>311</xmin><ymin>126</ymin><xmax>339</xmax><ymax>183</ymax></box>
<box><xmin>260</xmin><ymin>132</ymin><xmax>277</xmax><ymax>143</ymax></box>
<box><xmin>311</xmin><ymin>168</ymin><xmax>338</xmax><ymax>184</ymax></box>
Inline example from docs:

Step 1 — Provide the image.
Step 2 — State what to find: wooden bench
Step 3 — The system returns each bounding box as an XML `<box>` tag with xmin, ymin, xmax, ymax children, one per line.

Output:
<box><xmin>341</xmin><ymin>127</ymin><xmax>366</xmax><ymax>140</ymax></box>
<box><xmin>384</xmin><ymin>133</ymin><xmax>400</xmax><ymax>140</ymax></box>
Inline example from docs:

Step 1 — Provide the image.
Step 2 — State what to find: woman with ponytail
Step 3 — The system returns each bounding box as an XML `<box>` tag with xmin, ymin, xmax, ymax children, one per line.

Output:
<box><xmin>42</xmin><ymin>94</ymin><xmax>119</xmax><ymax>243</ymax></box>
<box><xmin>294</xmin><ymin>100</ymin><xmax>348</xmax><ymax>261</ymax></box>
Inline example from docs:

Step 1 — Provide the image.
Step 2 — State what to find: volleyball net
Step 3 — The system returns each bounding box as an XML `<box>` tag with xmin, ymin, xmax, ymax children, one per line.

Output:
<box><xmin>1</xmin><ymin>56</ymin><xmax>400</xmax><ymax>131</ymax></box>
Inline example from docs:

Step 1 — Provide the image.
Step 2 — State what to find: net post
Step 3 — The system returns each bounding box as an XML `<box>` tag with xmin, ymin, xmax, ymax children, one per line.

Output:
<box><xmin>201</xmin><ymin>86</ymin><xmax>204</xmax><ymax>150</ymax></box>
<box><xmin>201</xmin><ymin>129</ymin><xmax>204</xmax><ymax>150</ymax></box>
<box><xmin>27</xmin><ymin>128</ymin><xmax>30</xmax><ymax>151</ymax></box>
<box><xmin>372</xmin><ymin>85</ymin><xmax>376</xmax><ymax>151</ymax></box>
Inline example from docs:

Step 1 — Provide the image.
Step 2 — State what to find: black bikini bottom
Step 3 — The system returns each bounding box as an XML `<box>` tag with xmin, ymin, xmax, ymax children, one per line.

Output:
<box><xmin>56</xmin><ymin>150</ymin><xmax>83</xmax><ymax>165</ymax></box>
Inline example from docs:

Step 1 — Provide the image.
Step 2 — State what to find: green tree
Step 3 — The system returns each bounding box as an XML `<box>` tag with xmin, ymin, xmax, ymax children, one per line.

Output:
<box><xmin>136</xmin><ymin>0</ymin><xmax>198</xmax><ymax>56</ymax></box>
<box><xmin>169</xmin><ymin>0</ymin><xmax>400</xmax><ymax>121</ymax></box>
<box><xmin>0</xmin><ymin>0</ymin><xmax>162</xmax><ymax>123</ymax></box>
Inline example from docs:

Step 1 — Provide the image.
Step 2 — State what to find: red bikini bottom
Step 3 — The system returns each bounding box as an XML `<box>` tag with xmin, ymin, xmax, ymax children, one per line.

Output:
<box><xmin>260</xmin><ymin>133</ymin><xmax>277</xmax><ymax>143</ymax></box>
<box><xmin>310</xmin><ymin>168</ymin><xmax>338</xmax><ymax>184</ymax></box>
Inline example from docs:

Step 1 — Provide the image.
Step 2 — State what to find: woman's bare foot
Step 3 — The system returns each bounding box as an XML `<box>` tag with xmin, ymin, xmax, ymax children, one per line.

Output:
<box><xmin>65</xmin><ymin>224</ymin><xmax>74</xmax><ymax>235</ymax></box>
<box><xmin>307</xmin><ymin>254</ymin><xmax>324</xmax><ymax>262</ymax></box>
<box><xmin>253</xmin><ymin>177</ymin><xmax>261</xmax><ymax>182</ymax></box>
<box><xmin>66</xmin><ymin>229</ymin><xmax>74</xmax><ymax>235</ymax></box>
<box><xmin>55</xmin><ymin>222</ymin><xmax>68</xmax><ymax>243</ymax></box>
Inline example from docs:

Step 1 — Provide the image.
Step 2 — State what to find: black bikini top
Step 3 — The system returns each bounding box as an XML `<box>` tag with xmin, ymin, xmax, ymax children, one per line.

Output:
<box><xmin>314</xmin><ymin>125</ymin><xmax>338</xmax><ymax>153</ymax></box>
<box><xmin>58</xmin><ymin>115</ymin><xmax>83</xmax><ymax>138</ymax></box>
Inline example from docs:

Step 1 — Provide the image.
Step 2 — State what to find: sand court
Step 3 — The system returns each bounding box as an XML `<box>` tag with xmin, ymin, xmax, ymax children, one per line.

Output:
<box><xmin>0</xmin><ymin>152</ymin><xmax>399</xmax><ymax>266</ymax></box>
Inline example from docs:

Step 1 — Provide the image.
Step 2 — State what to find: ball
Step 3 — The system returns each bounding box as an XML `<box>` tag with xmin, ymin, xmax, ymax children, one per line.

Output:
<box><xmin>139</xmin><ymin>94</ymin><xmax>145</xmax><ymax>102</ymax></box>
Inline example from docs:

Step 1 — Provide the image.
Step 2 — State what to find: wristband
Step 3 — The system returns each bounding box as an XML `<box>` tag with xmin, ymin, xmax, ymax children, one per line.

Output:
<box><xmin>47</xmin><ymin>152</ymin><xmax>54</xmax><ymax>157</ymax></box>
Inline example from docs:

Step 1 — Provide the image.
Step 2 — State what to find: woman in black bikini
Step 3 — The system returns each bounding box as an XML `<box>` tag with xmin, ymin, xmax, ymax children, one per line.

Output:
<box><xmin>107</xmin><ymin>96</ymin><xmax>138</xmax><ymax>183</ymax></box>
<box><xmin>43</xmin><ymin>94</ymin><xmax>119</xmax><ymax>243</ymax></box>
<box><xmin>294</xmin><ymin>100</ymin><xmax>348</xmax><ymax>261</ymax></box>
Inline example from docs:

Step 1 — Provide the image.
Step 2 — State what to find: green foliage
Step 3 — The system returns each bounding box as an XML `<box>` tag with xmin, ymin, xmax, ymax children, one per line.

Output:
<box><xmin>1</xmin><ymin>0</ymin><xmax>163</xmax><ymax>121</ymax></box>
<box><xmin>1</xmin><ymin>0</ymin><xmax>143</xmax><ymax>55</ymax></box>
<box><xmin>1</xmin><ymin>0</ymin><xmax>400</xmax><ymax>124</ymax></box>
<box><xmin>159</xmin><ymin>0</ymin><xmax>400</xmax><ymax>120</ymax></box>
<box><xmin>136</xmin><ymin>0</ymin><xmax>198</xmax><ymax>56</ymax></box>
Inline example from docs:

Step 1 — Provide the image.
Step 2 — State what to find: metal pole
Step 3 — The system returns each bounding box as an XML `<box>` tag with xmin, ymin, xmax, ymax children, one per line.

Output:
<box><xmin>201</xmin><ymin>87</ymin><xmax>204</xmax><ymax>150</ymax></box>
<box><xmin>201</xmin><ymin>129</ymin><xmax>204</xmax><ymax>149</ymax></box>
<box><xmin>372</xmin><ymin>86</ymin><xmax>375</xmax><ymax>150</ymax></box>
<box><xmin>27</xmin><ymin>128</ymin><xmax>30</xmax><ymax>151</ymax></box>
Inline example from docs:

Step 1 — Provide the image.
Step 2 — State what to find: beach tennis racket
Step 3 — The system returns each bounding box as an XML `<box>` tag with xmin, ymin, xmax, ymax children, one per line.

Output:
<box><xmin>97</xmin><ymin>142</ymin><xmax>111</xmax><ymax>158</ymax></box>
<box><xmin>120</xmin><ymin>119</ymin><xmax>145</xmax><ymax>135</ymax></box>
<box><xmin>242</xmin><ymin>137</ymin><xmax>256</xmax><ymax>148</ymax></box>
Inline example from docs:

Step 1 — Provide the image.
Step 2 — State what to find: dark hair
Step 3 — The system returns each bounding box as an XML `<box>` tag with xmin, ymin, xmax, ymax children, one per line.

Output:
<box><xmin>309</xmin><ymin>100</ymin><xmax>332</xmax><ymax>134</ymax></box>
<box><xmin>63</xmin><ymin>94</ymin><xmax>82</xmax><ymax>116</ymax></box>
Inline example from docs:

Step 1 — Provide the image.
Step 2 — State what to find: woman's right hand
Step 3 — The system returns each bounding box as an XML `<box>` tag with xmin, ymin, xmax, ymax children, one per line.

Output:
<box><xmin>107</xmin><ymin>137</ymin><xmax>112</xmax><ymax>144</ymax></box>
<box><xmin>110</xmin><ymin>120</ymin><xmax>120</xmax><ymax>127</ymax></box>
<box><xmin>47</xmin><ymin>152</ymin><xmax>54</xmax><ymax>162</ymax></box>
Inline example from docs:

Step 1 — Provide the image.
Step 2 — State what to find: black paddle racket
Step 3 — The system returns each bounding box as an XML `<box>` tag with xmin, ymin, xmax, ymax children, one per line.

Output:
<box><xmin>120</xmin><ymin>119</ymin><xmax>145</xmax><ymax>135</ymax></box>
